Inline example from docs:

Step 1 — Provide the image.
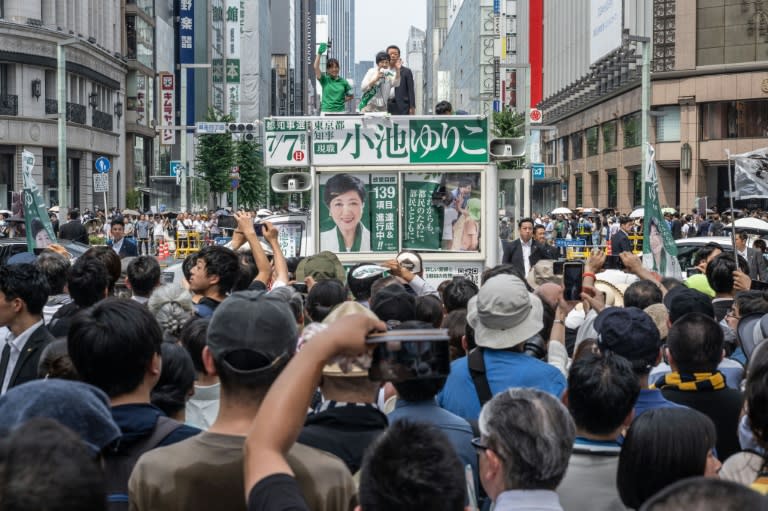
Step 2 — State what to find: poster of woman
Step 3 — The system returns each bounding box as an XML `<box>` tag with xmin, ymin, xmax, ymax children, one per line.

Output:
<box><xmin>319</xmin><ymin>173</ymin><xmax>371</xmax><ymax>252</ymax></box>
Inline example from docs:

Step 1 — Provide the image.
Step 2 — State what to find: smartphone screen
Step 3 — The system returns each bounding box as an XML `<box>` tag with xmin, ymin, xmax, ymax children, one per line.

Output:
<box><xmin>366</xmin><ymin>330</ymin><xmax>450</xmax><ymax>382</ymax></box>
<box><xmin>563</xmin><ymin>263</ymin><xmax>583</xmax><ymax>301</ymax></box>
<box><xmin>553</xmin><ymin>260</ymin><xmax>565</xmax><ymax>275</ymax></box>
<box><xmin>254</xmin><ymin>223</ymin><xmax>264</xmax><ymax>236</ymax></box>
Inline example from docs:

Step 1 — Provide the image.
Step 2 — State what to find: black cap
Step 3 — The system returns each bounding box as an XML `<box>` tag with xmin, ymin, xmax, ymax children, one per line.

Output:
<box><xmin>595</xmin><ymin>307</ymin><xmax>661</xmax><ymax>371</ymax></box>
<box><xmin>663</xmin><ymin>286</ymin><xmax>714</xmax><ymax>324</ymax></box>
<box><xmin>371</xmin><ymin>285</ymin><xmax>416</xmax><ymax>323</ymax></box>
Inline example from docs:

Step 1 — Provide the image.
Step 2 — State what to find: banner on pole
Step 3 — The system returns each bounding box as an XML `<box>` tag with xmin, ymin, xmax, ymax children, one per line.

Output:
<box><xmin>642</xmin><ymin>144</ymin><xmax>681</xmax><ymax>279</ymax></box>
<box><xmin>728</xmin><ymin>146</ymin><xmax>768</xmax><ymax>199</ymax></box>
<box><xmin>21</xmin><ymin>151</ymin><xmax>57</xmax><ymax>251</ymax></box>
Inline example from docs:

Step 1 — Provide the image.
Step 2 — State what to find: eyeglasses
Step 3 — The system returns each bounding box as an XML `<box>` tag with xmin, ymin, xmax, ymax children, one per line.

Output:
<box><xmin>471</xmin><ymin>437</ymin><xmax>489</xmax><ymax>453</ymax></box>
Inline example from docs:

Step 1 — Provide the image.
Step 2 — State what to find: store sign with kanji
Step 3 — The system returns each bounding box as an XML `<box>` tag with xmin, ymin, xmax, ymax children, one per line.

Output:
<box><xmin>160</xmin><ymin>73</ymin><xmax>175</xmax><ymax>145</ymax></box>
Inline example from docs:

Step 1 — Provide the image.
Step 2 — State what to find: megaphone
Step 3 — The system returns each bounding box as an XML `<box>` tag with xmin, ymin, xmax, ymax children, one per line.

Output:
<box><xmin>271</xmin><ymin>172</ymin><xmax>312</xmax><ymax>193</ymax></box>
<box><xmin>489</xmin><ymin>137</ymin><xmax>526</xmax><ymax>160</ymax></box>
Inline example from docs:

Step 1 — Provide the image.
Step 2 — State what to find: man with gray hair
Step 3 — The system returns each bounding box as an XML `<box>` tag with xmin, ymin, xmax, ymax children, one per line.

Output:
<box><xmin>476</xmin><ymin>388</ymin><xmax>575</xmax><ymax>510</ymax></box>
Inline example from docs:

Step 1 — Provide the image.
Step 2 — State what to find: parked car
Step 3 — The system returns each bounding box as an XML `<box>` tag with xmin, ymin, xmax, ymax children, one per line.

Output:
<box><xmin>675</xmin><ymin>236</ymin><xmax>733</xmax><ymax>273</ymax></box>
<box><xmin>0</xmin><ymin>237</ymin><xmax>91</xmax><ymax>266</ymax></box>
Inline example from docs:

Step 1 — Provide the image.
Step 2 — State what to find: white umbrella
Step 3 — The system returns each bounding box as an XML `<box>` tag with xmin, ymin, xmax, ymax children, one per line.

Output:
<box><xmin>551</xmin><ymin>207</ymin><xmax>572</xmax><ymax>215</ymax></box>
<box><xmin>629</xmin><ymin>207</ymin><xmax>644</xmax><ymax>219</ymax></box>
<box><xmin>724</xmin><ymin>217</ymin><xmax>768</xmax><ymax>234</ymax></box>
<box><xmin>48</xmin><ymin>206</ymin><xmax>60</xmax><ymax>213</ymax></box>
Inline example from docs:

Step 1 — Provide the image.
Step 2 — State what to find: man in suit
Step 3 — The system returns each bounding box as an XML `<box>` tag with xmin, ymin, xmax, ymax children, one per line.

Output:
<box><xmin>734</xmin><ymin>231</ymin><xmax>767</xmax><ymax>281</ymax></box>
<box><xmin>611</xmin><ymin>216</ymin><xmax>635</xmax><ymax>255</ymax></box>
<box><xmin>386</xmin><ymin>45</ymin><xmax>416</xmax><ymax>115</ymax></box>
<box><xmin>502</xmin><ymin>217</ymin><xmax>552</xmax><ymax>279</ymax></box>
<box><xmin>107</xmin><ymin>216</ymin><xmax>138</xmax><ymax>258</ymax></box>
<box><xmin>0</xmin><ymin>259</ymin><xmax>54</xmax><ymax>395</ymax></box>
<box><xmin>58</xmin><ymin>208</ymin><xmax>89</xmax><ymax>245</ymax></box>
<box><xmin>533</xmin><ymin>224</ymin><xmax>557</xmax><ymax>260</ymax></box>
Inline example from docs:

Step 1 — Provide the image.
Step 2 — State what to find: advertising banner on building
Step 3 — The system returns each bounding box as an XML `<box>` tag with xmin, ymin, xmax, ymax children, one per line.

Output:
<box><xmin>179</xmin><ymin>0</ymin><xmax>195</xmax><ymax>126</ymax></box>
<box><xmin>159</xmin><ymin>73</ymin><xmax>175</xmax><ymax>145</ymax></box>
<box><xmin>590</xmin><ymin>0</ymin><xmax>622</xmax><ymax>64</ymax></box>
<box><xmin>21</xmin><ymin>151</ymin><xmax>57</xmax><ymax>251</ymax></box>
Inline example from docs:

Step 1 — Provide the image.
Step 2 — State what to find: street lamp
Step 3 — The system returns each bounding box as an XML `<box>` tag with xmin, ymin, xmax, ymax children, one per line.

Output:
<box><xmin>57</xmin><ymin>38</ymin><xmax>78</xmax><ymax>223</ymax></box>
<box><xmin>178</xmin><ymin>62</ymin><xmax>211</xmax><ymax>213</ymax></box>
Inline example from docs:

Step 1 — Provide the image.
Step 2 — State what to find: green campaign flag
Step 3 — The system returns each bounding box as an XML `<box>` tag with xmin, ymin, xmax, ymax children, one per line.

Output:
<box><xmin>22</xmin><ymin>150</ymin><xmax>57</xmax><ymax>251</ymax></box>
<box><xmin>642</xmin><ymin>144</ymin><xmax>681</xmax><ymax>279</ymax></box>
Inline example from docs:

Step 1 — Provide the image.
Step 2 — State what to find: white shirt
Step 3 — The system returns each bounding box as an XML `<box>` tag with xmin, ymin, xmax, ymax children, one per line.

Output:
<box><xmin>112</xmin><ymin>237</ymin><xmax>124</xmax><ymax>255</ymax></box>
<box><xmin>494</xmin><ymin>489</ymin><xmax>563</xmax><ymax>511</ymax></box>
<box><xmin>521</xmin><ymin>239</ymin><xmax>532</xmax><ymax>276</ymax></box>
<box><xmin>1</xmin><ymin>319</ymin><xmax>44</xmax><ymax>394</ymax></box>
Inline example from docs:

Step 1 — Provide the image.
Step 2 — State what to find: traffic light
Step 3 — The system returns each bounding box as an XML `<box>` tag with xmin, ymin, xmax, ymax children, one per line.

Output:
<box><xmin>227</xmin><ymin>122</ymin><xmax>257</xmax><ymax>142</ymax></box>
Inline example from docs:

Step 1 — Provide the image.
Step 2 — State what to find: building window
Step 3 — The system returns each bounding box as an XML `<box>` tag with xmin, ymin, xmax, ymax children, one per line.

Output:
<box><xmin>602</xmin><ymin>120</ymin><xmax>617</xmax><ymax>152</ymax></box>
<box><xmin>632</xmin><ymin>170</ymin><xmax>642</xmax><ymax>207</ymax></box>
<box><xmin>570</xmin><ymin>131</ymin><xmax>584</xmax><ymax>159</ymax></box>
<box><xmin>623</xmin><ymin>112</ymin><xmax>641</xmax><ymax>148</ymax></box>
<box><xmin>586</xmin><ymin>126</ymin><xmax>599</xmax><ymax>156</ymax></box>
<box><xmin>126</xmin><ymin>15</ymin><xmax>154</xmax><ymax>68</ymax></box>
<box><xmin>560</xmin><ymin>136</ymin><xmax>569</xmax><ymax>161</ymax></box>
<box><xmin>607</xmin><ymin>170</ymin><xmax>617</xmax><ymax>208</ymax></box>
<box><xmin>701</xmin><ymin>100</ymin><xmax>768</xmax><ymax>140</ymax></box>
<box><xmin>544</xmin><ymin>140</ymin><xmax>556</xmax><ymax>165</ymax></box>
<box><xmin>655</xmin><ymin>105</ymin><xmax>681</xmax><ymax>142</ymax></box>
<box><xmin>653</xmin><ymin>0</ymin><xmax>676</xmax><ymax>71</ymax></box>
<box><xmin>590</xmin><ymin>172</ymin><xmax>599</xmax><ymax>204</ymax></box>
<box><xmin>697</xmin><ymin>0</ymin><xmax>768</xmax><ymax>65</ymax></box>
<box><xmin>575</xmin><ymin>175</ymin><xmax>583</xmax><ymax>207</ymax></box>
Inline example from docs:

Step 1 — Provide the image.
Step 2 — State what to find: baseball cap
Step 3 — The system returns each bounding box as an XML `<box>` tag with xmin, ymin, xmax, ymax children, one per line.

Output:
<box><xmin>206</xmin><ymin>290</ymin><xmax>297</xmax><ymax>375</ymax></box>
<box><xmin>295</xmin><ymin>251</ymin><xmax>346</xmax><ymax>284</ymax></box>
<box><xmin>663</xmin><ymin>285</ymin><xmax>714</xmax><ymax>323</ymax></box>
<box><xmin>371</xmin><ymin>285</ymin><xmax>416</xmax><ymax>323</ymax></box>
<box><xmin>467</xmin><ymin>275</ymin><xmax>543</xmax><ymax>349</ymax></box>
<box><xmin>595</xmin><ymin>307</ymin><xmax>662</xmax><ymax>371</ymax></box>
<box><xmin>396</xmin><ymin>251</ymin><xmax>422</xmax><ymax>274</ymax></box>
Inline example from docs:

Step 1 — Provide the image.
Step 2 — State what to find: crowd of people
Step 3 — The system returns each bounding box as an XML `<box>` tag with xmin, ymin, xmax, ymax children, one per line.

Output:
<box><xmin>4</xmin><ymin>208</ymin><xmax>768</xmax><ymax>510</ymax></box>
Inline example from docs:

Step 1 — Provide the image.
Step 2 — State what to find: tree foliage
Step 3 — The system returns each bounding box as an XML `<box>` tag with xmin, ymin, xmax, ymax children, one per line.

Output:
<box><xmin>235</xmin><ymin>140</ymin><xmax>267</xmax><ymax>208</ymax></box>
<box><xmin>195</xmin><ymin>109</ymin><xmax>235</xmax><ymax>195</ymax></box>
<box><xmin>492</xmin><ymin>110</ymin><xmax>525</xmax><ymax>138</ymax></box>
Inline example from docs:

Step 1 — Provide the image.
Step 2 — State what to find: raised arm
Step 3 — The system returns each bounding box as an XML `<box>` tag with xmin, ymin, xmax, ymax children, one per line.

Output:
<box><xmin>263</xmin><ymin>221</ymin><xmax>289</xmax><ymax>285</ymax></box>
<box><xmin>235</xmin><ymin>212</ymin><xmax>272</xmax><ymax>285</ymax></box>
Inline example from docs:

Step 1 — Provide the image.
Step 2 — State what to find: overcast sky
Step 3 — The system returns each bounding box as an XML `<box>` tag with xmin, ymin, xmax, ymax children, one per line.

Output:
<box><xmin>355</xmin><ymin>0</ymin><xmax>427</xmax><ymax>64</ymax></box>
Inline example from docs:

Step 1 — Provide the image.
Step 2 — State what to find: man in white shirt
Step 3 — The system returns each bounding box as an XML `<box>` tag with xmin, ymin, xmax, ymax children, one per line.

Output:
<box><xmin>0</xmin><ymin>258</ymin><xmax>54</xmax><ymax>395</ymax></box>
<box><xmin>502</xmin><ymin>218</ymin><xmax>551</xmax><ymax>278</ymax></box>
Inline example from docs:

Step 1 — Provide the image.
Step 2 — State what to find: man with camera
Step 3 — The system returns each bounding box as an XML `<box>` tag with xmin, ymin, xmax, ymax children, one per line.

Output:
<box><xmin>438</xmin><ymin>274</ymin><xmax>567</xmax><ymax>421</ymax></box>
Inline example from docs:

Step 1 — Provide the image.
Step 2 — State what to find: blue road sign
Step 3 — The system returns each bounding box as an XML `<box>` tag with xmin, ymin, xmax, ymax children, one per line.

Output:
<box><xmin>231</xmin><ymin>178</ymin><xmax>240</xmax><ymax>190</ymax></box>
<box><xmin>95</xmin><ymin>156</ymin><xmax>111</xmax><ymax>173</ymax></box>
<box><xmin>170</xmin><ymin>160</ymin><xmax>181</xmax><ymax>176</ymax></box>
<box><xmin>532</xmin><ymin>163</ymin><xmax>545</xmax><ymax>180</ymax></box>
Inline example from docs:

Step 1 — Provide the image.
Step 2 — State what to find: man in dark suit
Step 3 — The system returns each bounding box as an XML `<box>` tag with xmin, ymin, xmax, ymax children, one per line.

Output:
<box><xmin>107</xmin><ymin>216</ymin><xmax>138</xmax><ymax>258</ymax></box>
<box><xmin>501</xmin><ymin>218</ymin><xmax>552</xmax><ymax>279</ymax></box>
<box><xmin>611</xmin><ymin>216</ymin><xmax>635</xmax><ymax>255</ymax></box>
<box><xmin>0</xmin><ymin>259</ymin><xmax>54</xmax><ymax>395</ymax></box>
<box><xmin>734</xmin><ymin>231</ymin><xmax>768</xmax><ymax>281</ymax></box>
<box><xmin>533</xmin><ymin>224</ymin><xmax>557</xmax><ymax>260</ymax></box>
<box><xmin>58</xmin><ymin>208</ymin><xmax>89</xmax><ymax>245</ymax></box>
<box><xmin>386</xmin><ymin>45</ymin><xmax>416</xmax><ymax>115</ymax></box>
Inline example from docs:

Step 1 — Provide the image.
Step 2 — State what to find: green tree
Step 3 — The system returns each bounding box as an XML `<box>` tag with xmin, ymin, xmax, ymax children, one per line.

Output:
<box><xmin>195</xmin><ymin>109</ymin><xmax>235</xmax><ymax>197</ymax></box>
<box><xmin>492</xmin><ymin>109</ymin><xmax>525</xmax><ymax>137</ymax></box>
<box><xmin>235</xmin><ymin>140</ymin><xmax>267</xmax><ymax>208</ymax></box>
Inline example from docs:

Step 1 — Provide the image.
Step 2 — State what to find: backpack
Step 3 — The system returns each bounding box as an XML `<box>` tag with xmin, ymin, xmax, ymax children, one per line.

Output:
<box><xmin>104</xmin><ymin>416</ymin><xmax>182</xmax><ymax>510</ymax></box>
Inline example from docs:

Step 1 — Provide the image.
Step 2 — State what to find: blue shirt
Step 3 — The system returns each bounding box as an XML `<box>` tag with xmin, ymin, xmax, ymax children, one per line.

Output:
<box><xmin>388</xmin><ymin>398</ymin><xmax>477</xmax><ymax>483</ymax></box>
<box><xmin>437</xmin><ymin>350</ymin><xmax>567</xmax><ymax>421</ymax></box>
<box><xmin>634</xmin><ymin>388</ymin><xmax>688</xmax><ymax>418</ymax></box>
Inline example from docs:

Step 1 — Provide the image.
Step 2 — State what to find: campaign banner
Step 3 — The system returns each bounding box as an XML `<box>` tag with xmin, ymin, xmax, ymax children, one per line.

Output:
<box><xmin>21</xmin><ymin>151</ymin><xmax>57</xmax><ymax>251</ymax></box>
<box><xmin>642</xmin><ymin>144</ymin><xmax>681</xmax><ymax>279</ymax></box>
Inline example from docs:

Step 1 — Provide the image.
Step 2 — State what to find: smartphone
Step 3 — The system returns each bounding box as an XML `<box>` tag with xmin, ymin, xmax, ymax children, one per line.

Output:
<box><xmin>603</xmin><ymin>255</ymin><xmax>624</xmax><ymax>271</ymax></box>
<box><xmin>366</xmin><ymin>329</ymin><xmax>450</xmax><ymax>382</ymax></box>
<box><xmin>254</xmin><ymin>222</ymin><xmax>264</xmax><ymax>236</ymax></box>
<box><xmin>291</xmin><ymin>282</ymin><xmax>308</xmax><ymax>293</ymax></box>
<box><xmin>751</xmin><ymin>280</ymin><xmax>768</xmax><ymax>291</ymax></box>
<box><xmin>553</xmin><ymin>260</ymin><xmax>565</xmax><ymax>275</ymax></box>
<box><xmin>563</xmin><ymin>262</ymin><xmax>583</xmax><ymax>301</ymax></box>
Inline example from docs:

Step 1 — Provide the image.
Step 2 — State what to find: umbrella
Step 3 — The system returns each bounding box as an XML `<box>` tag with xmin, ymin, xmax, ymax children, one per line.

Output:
<box><xmin>661</xmin><ymin>207</ymin><xmax>676</xmax><ymax>214</ymax></box>
<box><xmin>48</xmin><ymin>206</ymin><xmax>59</xmax><ymax>213</ymax></box>
<box><xmin>629</xmin><ymin>207</ymin><xmax>644</xmax><ymax>219</ymax></box>
<box><xmin>724</xmin><ymin>217</ymin><xmax>768</xmax><ymax>234</ymax></box>
<box><xmin>551</xmin><ymin>207</ymin><xmax>572</xmax><ymax>215</ymax></box>
<box><xmin>0</xmin><ymin>209</ymin><xmax>11</xmax><ymax>216</ymax></box>
<box><xmin>122</xmin><ymin>208</ymin><xmax>140</xmax><ymax>216</ymax></box>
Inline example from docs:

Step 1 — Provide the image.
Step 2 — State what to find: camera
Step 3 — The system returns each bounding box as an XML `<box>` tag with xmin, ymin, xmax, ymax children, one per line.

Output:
<box><xmin>366</xmin><ymin>329</ymin><xmax>450</xmax><ymax>382</ymax></box>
